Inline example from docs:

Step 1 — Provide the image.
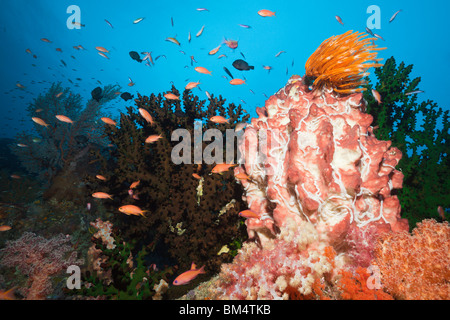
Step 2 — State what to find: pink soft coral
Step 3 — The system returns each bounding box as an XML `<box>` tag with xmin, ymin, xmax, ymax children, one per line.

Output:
<box><xmin>0</xmin><ymin>232</ymin><xmax>83</xmax><ymax>299</ymax></box>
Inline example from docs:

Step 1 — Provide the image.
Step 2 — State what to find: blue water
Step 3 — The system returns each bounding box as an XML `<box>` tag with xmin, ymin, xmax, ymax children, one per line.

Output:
<box><xmin>0</xmin><ymin>0</ymin><xmax>449</xmax><ymax>139</ymax></box>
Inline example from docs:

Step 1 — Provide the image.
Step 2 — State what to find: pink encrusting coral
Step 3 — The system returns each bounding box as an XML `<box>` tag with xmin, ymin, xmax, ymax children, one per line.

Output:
<box><xmin>236</xmin><ymin>75</ymin><xmax>409</xmax><ymax>249</ymax></box>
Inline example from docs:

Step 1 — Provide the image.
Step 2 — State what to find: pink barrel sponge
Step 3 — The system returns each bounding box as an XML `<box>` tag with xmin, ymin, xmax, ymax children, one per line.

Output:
<box><xmin>236</xmin><ymin>75</ymin><xmax>409</xmax><ymax>248</ymax></box>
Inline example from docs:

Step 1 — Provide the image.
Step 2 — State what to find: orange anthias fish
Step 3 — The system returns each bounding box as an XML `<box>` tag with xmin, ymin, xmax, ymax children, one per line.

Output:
<box><xmin>208</xmin><ymin>45</ymin><xmax>221</xmax><ymax>55</ymax></box>
<box><xmin>41</xmin><ymin>38</ymin><xmax>52</xmax><ymax>43</ymax></box>
<box><xmin>185</xmin><ymin>81</ymin><xmax>200</xmax><ymax>90</ymax></box>
<box><xmin>239</xmin><ymin>210</ymin><xmax>260</xmax><ymax>219</ymax></box>
<box><xmin>235</xmin><ymin>122</ymin><xmax>247</xmax><ymax>132</ymax></box>
<box><xmin>211</xmin><ymin>163</ymin><xmax>237</xmax><ymax>174</ymax></box>
<box><xmin>195</xmin><ymin>66</ymin><xmax>212</xmax><ymax>75</ymax></box>
<box><xmin>130</xmin><ymin>180</ymin><xmax>140</xmax><ymax>189</ymax></box>
<box><xmin>210</xmin><ymin>116</ymin><xmax>229</xmax><ymax>124</ymax></box>
<box><xmin>230</xmin><ymin>78</ymin><xmax>246</xmax><ymax>85</ymax></box>
<box><xmin>32</xmin><ymin>117</ymin><xmax>49</xmax><ymax>127</ymax></box>
<box><xmin>55</xmin><ymin>115</ymin><xmax>74</xmax><ymax>124</ymax></box>
<box><xmin>119</xmin><ymin>205</ymin><xmax>147</xmax><ymax>217</ymax></box>
<box><xmin>0</xmin><ymin>225</ymin><xmax>12</xmax><ymax>232</ymax></box>
<box><xmin>235</xmin><ymin>172</ymin><xmax>251</xmax><ymax>181</ymax></box>
<box><xmin>196</xmin><ymin>25</ymin><xmax>205</xmax><ymax>37</ymax></box>
<box><xmin>438</xmin><ymin>206</ymin><xmax>446</xmax><ymax>220</ymax></box>
<box><xmin>92</xmin><ymin>192</ymin><xmax>113</xmax><ymax>200</ymax></box>
<box><xmin>372</xmin><ymin>89</ymin><xmax>382</xmax><ymax>104</ymax></box>
<box><xmin>0</xmin><ymin>287</ymin><xmax>16</xmax><ymax>300</ymax></box>
<box><xmin>335</xmin><ymin>15</ymin><xmax>344</xmax><ymax>25</ymax></box>
<box><xmin>95</xmin><ymin>46</ymin><xmax>109</xmax><ymax>53</ymax></box>
<box><xmin>96</xmin><ymin>175</ymin><xmax>107</xmax><ymax>181</ymax></box>
<box><xmin>173</xmin><ymin>263</ymin><xmax>205</xmax><ymax>285</ymax></box>
<box><xmin>98</xmin><ymin>52</ymin><xmax>109</xmax><ymax>59</ymax></box>
<box><xmin>139</xmin><ymin>108</ymin><xmax>154</xmax><ymax>125</ymax></box>
<box><xmin>166</xmin><ymin>37</ymin><xmax>181</xmax><ymax>46</ymax></box>
<box><xmin>164</xmin><ymin>93</ymin><xmax>180</xmax><ymax>100</ymax></box>
<box><xmin>145</xmin><ymin>134</ymin><xmax>163</xmax><ymax>144</ymax></box>
<box><xmin>101</xmin><ymin>117</ymin><xmax>117</xmax><ymax>126</ymax></box>
<box><xmin>258</xmin><ymin>9</ymin><xmax>276</xmax><ymax>17</ymax></box>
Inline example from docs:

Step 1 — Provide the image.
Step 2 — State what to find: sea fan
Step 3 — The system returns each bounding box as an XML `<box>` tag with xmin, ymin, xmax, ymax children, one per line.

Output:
<box><xmin>305</xmin><ymin>30</ymin><xmax>386</xmax><ymax>94</ymax></box>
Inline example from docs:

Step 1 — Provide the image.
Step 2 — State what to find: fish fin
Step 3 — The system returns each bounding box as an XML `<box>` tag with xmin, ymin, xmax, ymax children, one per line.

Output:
<box><xmin>141</xmin><ymin>211</ymin><xmax>148</xmax><ymax>218</ymax></box>
<box><xmin>198</xmin><ymin>265</ymin><xmax>206</xmax><ymax>274</ymax></box>
<box><xmin>190</xmin><ymin>262</ymin><xmax>197</xmax><ymax>270</ymax></box>
<box><xmin>2</xmin><ymin>287</ymin><xmax>17</xmax><ymax>300</ymax></box>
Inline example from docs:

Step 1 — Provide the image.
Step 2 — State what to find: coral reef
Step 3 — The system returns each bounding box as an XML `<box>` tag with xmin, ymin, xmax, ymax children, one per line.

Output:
<box><xmin>75</xmin><ymin>219</ymin><xmax>173</xmax><ymax>300</ymax></box>
<box><xmin>11</xmin><ymin>82</ymin><xmax>119</xmax><ymax>203</ymax></box>
<box><xmin>374</xmin><ymin>219</ymin><xmax>449</xmax><ymax>300</ymax></box>
<box><xmin>186</xmin><ymin>44</ymin><xmax>413</xmax><ymax>298</ymax></box>
<box><xmin>363</xmin><ymin>57</ymin><xmax>449</xmax><ymax>227</ymax></box>
<box><xmin>88</xmin><ymin>86</ymin><xmax>249</xmax><ymax>277</ymax></box>
<box><xmin>0</xmin><ymin>232</ymin><xmax>83</xmax><ymax>299</ymax></box>
<box><xmin>182</xmin><ymin>219</ymin><xmax>392</xmax><ymax>300</ymax></box>
<box><xmin>199</xmin><ymin>218</ymin><xmax>340</xmax><ymax>299</ymax></box>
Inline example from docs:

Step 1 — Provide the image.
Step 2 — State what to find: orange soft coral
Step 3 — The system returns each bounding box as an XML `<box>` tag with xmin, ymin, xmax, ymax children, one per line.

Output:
<box><xmin>337</xmin><ymin>267</ymin><xmax>393</xmax><ymax>300</ymax></box>
<box><xmin>374</xmin><ymin>219</ymin><xmax>450</xmax><ymax>300</ymax></box>
<box><xmin>305</xmin><ymin>30</ymin><xmax>386</xmax><ymax>94</ymax></box>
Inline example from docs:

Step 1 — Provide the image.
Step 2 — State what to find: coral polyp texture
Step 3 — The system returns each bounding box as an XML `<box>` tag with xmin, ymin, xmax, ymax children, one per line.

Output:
<box><xmin>305</xmin><ymin>30</ymin><xmax>385</xmax><ymax>94</ymax></box>
<box><xmin>374</xmin><ymin>219</ymin><xmax>450</xmax><ymax>300</ymax></box>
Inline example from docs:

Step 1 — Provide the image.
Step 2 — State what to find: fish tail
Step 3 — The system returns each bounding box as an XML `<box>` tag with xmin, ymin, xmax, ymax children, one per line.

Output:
<box><xmin>198</xmin><ymin>265</ymin><xmax>206</xmax><ymax>274</ymax></box>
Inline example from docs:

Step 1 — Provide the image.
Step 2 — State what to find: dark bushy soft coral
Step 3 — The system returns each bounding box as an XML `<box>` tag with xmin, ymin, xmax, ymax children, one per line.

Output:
<box><xmin>88</xmin><ymin>86</ymin><xmax>249</xmax><ymax>275</ymax></box>
<box><xmin>11</xmin><ymin>82</ymin><xmax>120</xmax><ymax>204</ymax></box>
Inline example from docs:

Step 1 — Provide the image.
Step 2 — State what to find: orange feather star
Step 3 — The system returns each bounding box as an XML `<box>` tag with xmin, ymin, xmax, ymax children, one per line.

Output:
<box><xmin>305</xmin><ymin>30</ymin><xmax>386</xmax><ymax>94</ymax></box>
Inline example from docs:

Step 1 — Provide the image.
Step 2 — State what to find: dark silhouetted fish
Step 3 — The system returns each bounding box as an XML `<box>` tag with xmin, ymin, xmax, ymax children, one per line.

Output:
<box><xmin>232</xmin><ymin>59</ymin><xmax>254</xmax><ymax>71</ymax></box>
<box><xmin>129</xmin><ymin>51</ymin><xmax>142</xmax><ymax>63</ymax></box>
<box><xmin>223</xmin><ymin>67</ymin><xmax>234</xmax><ymax>79</ymax></box>
<box><xmin>91</xmin><ymin>87</ymin><xmax>103</xmax><ymax>102</ymax></box>
<box><xmin>120</xmin><ymin>92</ymin><xmax>133</xmax><ymax>101</ymax></box>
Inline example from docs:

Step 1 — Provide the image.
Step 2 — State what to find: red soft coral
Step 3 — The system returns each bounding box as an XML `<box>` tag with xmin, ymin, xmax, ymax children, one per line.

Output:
<box><xmin>374</xmin><ymin>219</ymin><xmax>450</xmax><ymax>300</ymax></box>
<box><xmin>337</xmin><ymin>266</ymin><xmax>393</xmax><ymax>300</ymax></box>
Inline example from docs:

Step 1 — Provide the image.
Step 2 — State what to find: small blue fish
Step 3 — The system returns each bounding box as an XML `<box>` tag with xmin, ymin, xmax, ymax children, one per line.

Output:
<box><xmin>389</xmin><ymin>10</ymin><xmax>402</xmax><ymax>23</ymax></box>
<box><xmin>105</xmin><ymin>19</ymin><xmax>113</xmax><ymax>28</ymax></box>
<box><xmin>405</xmin><ymin>90</ymin><xmax>424</xmax><ymax>96</ymax></box>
